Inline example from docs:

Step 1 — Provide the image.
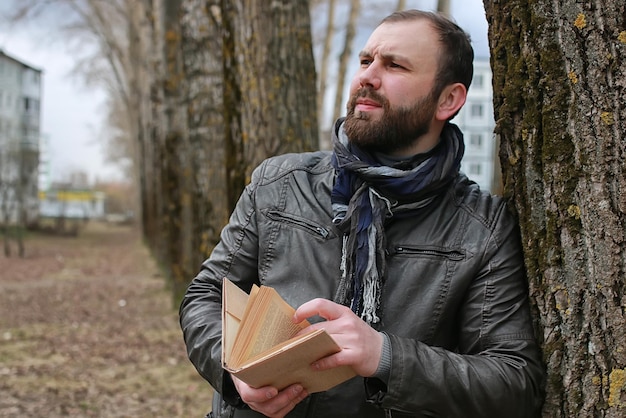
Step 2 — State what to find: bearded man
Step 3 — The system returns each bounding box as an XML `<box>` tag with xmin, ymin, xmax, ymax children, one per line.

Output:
<box><xmin>180</xmin><ymin>9</ymin><xmax>545</xmax><ymax>418</ymax></box>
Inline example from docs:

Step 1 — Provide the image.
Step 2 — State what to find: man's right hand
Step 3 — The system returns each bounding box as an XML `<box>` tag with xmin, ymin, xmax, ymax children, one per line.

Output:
<box><xmin>231</xmin><ymin>374</ymin><xmax>308</xmax><ymax>418</ymax></box>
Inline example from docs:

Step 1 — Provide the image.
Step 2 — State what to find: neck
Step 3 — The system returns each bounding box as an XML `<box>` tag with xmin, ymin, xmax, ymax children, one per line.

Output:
<box><xmin>388</xmin><ymin>122</ymin><xmax>445</xmax><ymax>157</ymax></box>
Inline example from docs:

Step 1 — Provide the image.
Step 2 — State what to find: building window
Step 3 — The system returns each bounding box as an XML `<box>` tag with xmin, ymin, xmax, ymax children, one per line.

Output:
<box><xmin>469</xmin><ymin>133</ymin><xmax>483</xmax><ymax>148</ymax></box>
<box><xmin>469</xmin><ymin>163</ymin><xmax>482</xmax><ymax>176</ymax></box>
<box><xmin>470</xmin><ymin>104</ymin><xmax>484</xmax><ymax>118</ymax></box>
<box><xmin>23</xmin><ymin>98</ymin><xmax>40</xmax><ymax>112</ymax></box>
<box><xmin>473</xmin><ymin>74</ymin><xmax>484</xmax><ymax>89</ymax></box>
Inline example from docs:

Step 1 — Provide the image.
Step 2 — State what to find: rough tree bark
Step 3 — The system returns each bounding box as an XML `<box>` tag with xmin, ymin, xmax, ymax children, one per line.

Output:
<box><xmin>485</xmin><ymin>1</ymin><xmax>626</xmax><ymax>416</ymax></box>
<box><xmin>156</xmin><ymin>0</ymin><xmax>188</xmax><ymax>292</ymax></box>
<box><xmin>178</xmin><ymin>0</ymin><xmax>230</xmax><ymax>298</ymax></box>
<box><xmin>224</xmin><ymin>0</ymin><xmax>319</xmax><ymax>185</ymax></box>
<box><xmin>147</xmin><ymin>0</ymin><xmax>318</xmax><ymax>297</ymax></box>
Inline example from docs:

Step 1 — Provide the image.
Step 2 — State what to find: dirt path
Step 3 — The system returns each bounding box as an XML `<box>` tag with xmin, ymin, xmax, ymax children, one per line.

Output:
<box><xmin>0</xmin><ymin>222</ymin><xmax>213</xmax><ymax>417</ymax></box>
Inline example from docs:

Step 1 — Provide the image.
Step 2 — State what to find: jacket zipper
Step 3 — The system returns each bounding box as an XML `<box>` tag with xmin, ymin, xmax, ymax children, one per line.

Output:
<box><xmin>266</xmin><ymin>210</ymin><xmax>330</xmax><ymax>239</ymax></box>
<box><xmin>389</xmin><ymin>246</ymin><xmax>465</xmax><ymax>261</ymax></box>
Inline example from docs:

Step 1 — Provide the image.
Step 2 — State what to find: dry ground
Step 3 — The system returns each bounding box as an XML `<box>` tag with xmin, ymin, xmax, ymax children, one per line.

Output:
<box><xmin>0</xmin><ymin>222</ymin><xmax>213</xmax><ymax>417</ymax></box>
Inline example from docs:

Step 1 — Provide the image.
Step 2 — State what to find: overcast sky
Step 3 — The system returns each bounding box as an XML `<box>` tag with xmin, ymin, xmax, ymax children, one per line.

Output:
<box><xmin>0</xmin><ymin>0</ymin><xmax>489</xmax><ymax>185</ymax></box>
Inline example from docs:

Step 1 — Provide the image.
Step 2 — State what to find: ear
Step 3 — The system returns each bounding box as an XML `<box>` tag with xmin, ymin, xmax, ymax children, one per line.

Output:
<box><xmin>435</xmin><ymin>83</ymin><xmax>467</xmax><ymax>121</ymax></box>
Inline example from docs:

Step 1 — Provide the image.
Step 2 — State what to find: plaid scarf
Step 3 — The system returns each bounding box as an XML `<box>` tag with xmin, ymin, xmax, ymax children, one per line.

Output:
<box><xmin>331</xmin><ymin>118</ymin><xmax>465</xmax><ymax>325</ymax></box>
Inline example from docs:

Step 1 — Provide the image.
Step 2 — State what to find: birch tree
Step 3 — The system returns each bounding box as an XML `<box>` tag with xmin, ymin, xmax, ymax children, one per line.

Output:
<box><xmin>315</xmin><ymin>0</ymin><xmax>337</xmax><ymax>138</ymax></box>
<box><xmin>437</xmin><ymin>0</ymin><xmax>450</xmax><ymax>16</ymax></box>
<box><xmin>395</xmin><ymin>0</ymin><xmax>407</xmax><ymax>12</ymax></box>
<box><xmin>332</xmin><ymin>0</ymin><xmax>360</xmax><ymax>123</ymax></box>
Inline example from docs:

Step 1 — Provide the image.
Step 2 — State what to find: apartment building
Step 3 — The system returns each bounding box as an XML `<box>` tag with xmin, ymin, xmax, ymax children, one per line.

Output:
<box><xmin>0</xmin><ymin>49</ymin><xmax>42</xmax><ymax>224</ymax></box>
<box><xmin>455</xmin><ymin>58</ymin><xmax>497</xmax><ymax>193</ymax></box>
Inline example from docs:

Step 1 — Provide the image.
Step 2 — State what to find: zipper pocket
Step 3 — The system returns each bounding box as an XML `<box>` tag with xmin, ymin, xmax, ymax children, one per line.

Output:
<box><xmin>389</xmin><ymin>245</ymin><xmax>465</xmax><ymax>261</ymax></box>
<box><xmin>266</xmin><ymin>210</ymin><xmax>330</xmax><ymax>239</ymax></box>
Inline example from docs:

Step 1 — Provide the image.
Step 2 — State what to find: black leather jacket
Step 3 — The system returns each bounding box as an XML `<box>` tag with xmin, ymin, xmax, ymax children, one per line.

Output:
<box><xmin>180</xmin><ymin>151</ymin><xmax>545</xmax><ymax>417</ymax></box>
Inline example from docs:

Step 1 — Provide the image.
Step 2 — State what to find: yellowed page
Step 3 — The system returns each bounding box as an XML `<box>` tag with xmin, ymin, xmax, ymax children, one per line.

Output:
<box><xmin>222</xmin><ymin>279</ymin><xmax>250</xmax><ymax>365</ymax></box>
<box><xmin>229</xmin><ymin>286</ymin><xmax>309</xmax><ymax>367</ymax></box>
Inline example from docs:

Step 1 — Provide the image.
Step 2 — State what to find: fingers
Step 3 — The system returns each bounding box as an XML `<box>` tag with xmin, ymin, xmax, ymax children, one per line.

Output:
<box><xmin>293</xmin><ymin>298</ymin><xmax>384</xmax><ymax>377</ymax></box>
<box><xmin>311</xmin><ymin>351</ymin><xmax>343</xmax><ymax>371</ymax></box>
<box><xmin>293</xmin><ymin>298</ymin><xmax>349</xmax><ymax>323</ymax></box>
<box><xmin>232</xmin><ymin>375</ymin><xmax>308</xmax><ymax>418</ymax></box>
<box><xmin>232</xmin><ymin>374</ymin><xmax>277</xmax><ymax>402</ymax></box>
<box><xmin>266</xmin><ymin>384</ymin><xmax>309</xmax><ymax>418</ymax></box>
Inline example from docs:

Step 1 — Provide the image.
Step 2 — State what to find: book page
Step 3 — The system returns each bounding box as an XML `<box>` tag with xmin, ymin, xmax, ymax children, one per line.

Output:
<box><xmin>229</xmin><ymin>286</ymin><xmax>309</xmax><ymax>367</ymax></box>
<box><xmin>244</xmin><ymin>294</ymin><xmax>305</xmax><ymax>360</ymax></box>
<box><xmin>222</xmin><ymin>279</ymin><xmax>250</xmax><ymax>365</ymax></box>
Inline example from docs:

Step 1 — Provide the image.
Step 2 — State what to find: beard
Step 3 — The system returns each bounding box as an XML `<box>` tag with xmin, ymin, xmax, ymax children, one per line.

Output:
<box><xmin>343</xmin><ymin>87</ymin><xmax>438</xmax><ymax>154</ymax></box>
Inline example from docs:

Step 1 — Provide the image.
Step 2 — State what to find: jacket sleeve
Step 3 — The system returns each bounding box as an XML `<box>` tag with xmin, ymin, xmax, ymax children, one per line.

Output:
<box><xmin>366</xmin><ymin>201</ymin><xmax>545</xmax><ymax>417</ymax></box>
<box><xmin>179</xmin><ymin>161</ymin><xmax>267</xmax><ymax>406</ymax></box>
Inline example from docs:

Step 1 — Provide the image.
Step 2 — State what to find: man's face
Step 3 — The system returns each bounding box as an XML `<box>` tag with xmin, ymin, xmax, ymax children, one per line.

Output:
<box><xmin>343</xmin><ymin>19</ymin><xmax>443</xmax><ymax>155</ymax></box>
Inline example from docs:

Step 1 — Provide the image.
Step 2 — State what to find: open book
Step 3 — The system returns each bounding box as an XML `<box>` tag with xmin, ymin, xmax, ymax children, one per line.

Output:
<box><xmin>222</xmin><ymin>278</ymin><xmax>356</xmax><ymax>393</ymax></box>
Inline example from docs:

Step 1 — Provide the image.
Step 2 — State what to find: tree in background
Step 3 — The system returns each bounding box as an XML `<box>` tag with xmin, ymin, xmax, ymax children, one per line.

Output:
<box><xmin>331</xmin><ymin>0</ymin><xmax>360</xmax><ymax>123</ymax></box>
<box><xmin>160</xmin><ymin>0</ymin><xmax>318</xmax><ymax>297</ymax></box>
<box><xmin>120</xmin><ymin>0</ymin><xmax>318</xmax><ymax>298</ymax></box>
<box><xmin>485</xmin><ymin>0</ymin><xmax>626</xmax><ymax>416</ymax></box>
<box><xmin>436</xmin><ymin>0</ymin><xmax>450</xmax><ymax>15</ymax></box>
<box><xmin>0</xmin><ymin>143</ymin><xmax>24</xmax><ymax>257</ymax></box>
<box><xmin>7</xmin><ymin>0</ymin><xmax>319</xmax><ymax>299</ymax></box>
<box><xmin>314</xmin><ymin>0</ymin><xmax>337</xmax><ymax>139</ymax></box>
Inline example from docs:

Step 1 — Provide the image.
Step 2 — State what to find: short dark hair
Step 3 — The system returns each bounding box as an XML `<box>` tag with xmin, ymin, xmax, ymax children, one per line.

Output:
<box><xmin>380</xmin><ymin>10</ymin><xmax>474</xmax><ymax>98</ymax></box>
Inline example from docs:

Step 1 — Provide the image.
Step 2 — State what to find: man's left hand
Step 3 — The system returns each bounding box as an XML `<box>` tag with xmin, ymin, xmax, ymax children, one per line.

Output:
<box><xmin>293</xmin><ymin>298</ymin><xmax>383</xmax><ymax>377</ymax></box>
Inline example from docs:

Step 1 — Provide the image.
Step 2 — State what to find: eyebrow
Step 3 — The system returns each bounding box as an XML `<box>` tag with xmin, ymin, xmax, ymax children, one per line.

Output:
<box><xmin>359</xmin><ymin>49</ymin><xmax>410</xmax><ymax>66</ymax></box>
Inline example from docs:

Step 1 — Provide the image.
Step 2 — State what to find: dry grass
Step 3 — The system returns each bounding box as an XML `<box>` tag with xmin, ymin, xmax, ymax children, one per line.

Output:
<box><xmin>0</xmin><ymin>222</ymin><xmax>213</xmax><ymax>417</ymax></box>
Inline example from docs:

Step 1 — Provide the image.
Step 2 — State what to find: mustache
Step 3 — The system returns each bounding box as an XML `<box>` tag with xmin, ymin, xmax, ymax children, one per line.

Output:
<box><xmin>348</xmin><ymin>87</ymin><xmax>388</xmax><ymax>113</ymax></box>
<box><xmin>353</xmin><ymin>87</ymin><xmax>386</xmax><ymax>104</ymax></box>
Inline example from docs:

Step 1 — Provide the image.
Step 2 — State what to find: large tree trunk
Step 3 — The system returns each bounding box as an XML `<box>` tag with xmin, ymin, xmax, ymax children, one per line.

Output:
<box><xmin>145</xmin><ymin>0</ymin><xmax>318</xmax><ymax>299</ymax></box>
<box><xmin>158</xmin><ymin>0</ymin><xmax>188</xmax><ymax>293</ymax></box>
<box><xmin>178</xmin><ymin>0</ymin><xmax>230</xmax><ymax>299</ymax></box>
<box><xmin>225</xmin><ymin>0</ymin><xmax>319</xmax><ymax>184</ymax></box>
<box><xmin>485</xmin><ymin>1</ymin><xmax>626</xmax><ymax>416</ymax></box>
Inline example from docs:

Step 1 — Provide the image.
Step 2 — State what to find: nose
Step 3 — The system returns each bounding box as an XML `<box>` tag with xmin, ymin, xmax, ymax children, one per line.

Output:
<box><xmin>358</xmin><ymin>62</ymin><xmax>381</xmax><ymax>90</ymax></box>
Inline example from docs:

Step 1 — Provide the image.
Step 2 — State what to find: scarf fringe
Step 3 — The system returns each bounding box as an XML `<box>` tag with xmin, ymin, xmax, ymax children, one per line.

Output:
<box><xmin>361</xmin><ymin>221</ymin><xmax>381</xmax><ymax>324</ymax></box>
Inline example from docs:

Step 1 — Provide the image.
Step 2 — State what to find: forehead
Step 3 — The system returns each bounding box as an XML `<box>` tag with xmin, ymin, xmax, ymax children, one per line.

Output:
<box><xmin>362</xmin><ymin>20</ymin><xmax>441</xmax><ymax>70</ymax></box>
